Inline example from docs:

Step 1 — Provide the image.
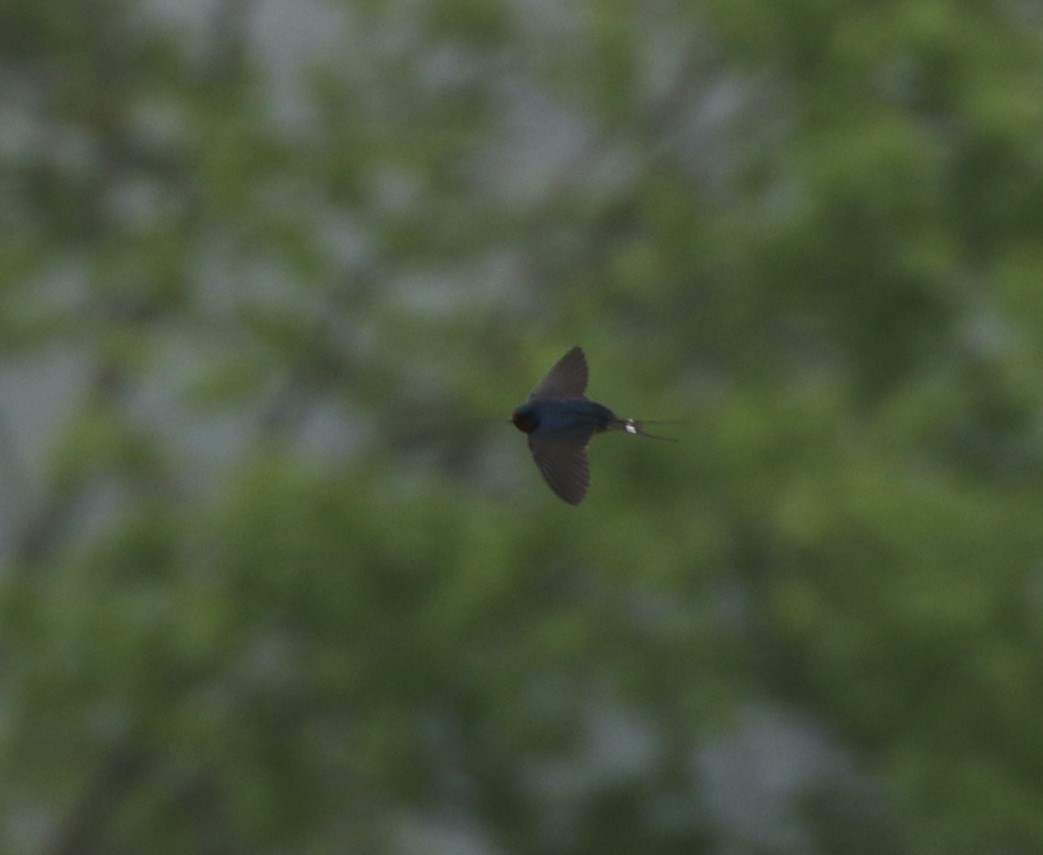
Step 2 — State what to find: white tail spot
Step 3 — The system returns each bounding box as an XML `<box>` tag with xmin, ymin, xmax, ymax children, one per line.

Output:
<box><xmin>625</xmin><ymin>421</ymin><xmax>638</xmax><ymax>434</ymax></box>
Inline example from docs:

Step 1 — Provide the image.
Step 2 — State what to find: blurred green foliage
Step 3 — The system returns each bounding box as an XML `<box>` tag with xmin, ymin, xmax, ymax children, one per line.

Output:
<box><xmin>2</xmin><ymin>0</ymin><xmax>1043</xmax><ymax>853</ymax></box>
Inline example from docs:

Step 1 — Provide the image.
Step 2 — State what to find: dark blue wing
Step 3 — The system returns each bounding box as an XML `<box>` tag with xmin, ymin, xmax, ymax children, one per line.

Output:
<box><xmin>529</xmin><ymin>346</ymin><xmax>588</xmax><ymax>401</ymax></box>
<box><xmin>528</xmin><ymin>427</ymin><xmax>593</xmax><ymax>504</ymax></box>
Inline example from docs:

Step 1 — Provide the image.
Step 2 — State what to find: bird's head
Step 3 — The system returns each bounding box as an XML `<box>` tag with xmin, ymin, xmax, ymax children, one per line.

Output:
<box><xmin>510</xmin><ymin>405</ymin><xmax>539</xmax><ymax>433</ymax></box>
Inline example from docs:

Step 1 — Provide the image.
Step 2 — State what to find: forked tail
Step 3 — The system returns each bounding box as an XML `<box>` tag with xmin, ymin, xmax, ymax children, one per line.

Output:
<box><xmin>608</xmin><ymin>418</ymin><xmax>678</xmax><ymax>441</ymax></box>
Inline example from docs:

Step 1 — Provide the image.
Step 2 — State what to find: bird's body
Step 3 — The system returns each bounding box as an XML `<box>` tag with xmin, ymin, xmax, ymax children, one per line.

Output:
<box><xmin>510</xmin><ymin>399</ymin><xmax>616</xmax><ymax>435</ymax></box>
<box><xmin>510</xmin><ymin>346</ymin><xmax>663</xmax><ymax>504</ymax></box>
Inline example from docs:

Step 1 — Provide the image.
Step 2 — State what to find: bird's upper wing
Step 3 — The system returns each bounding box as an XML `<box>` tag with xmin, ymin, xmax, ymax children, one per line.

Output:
<box><xmin>529</xmin><ymin>346</ymin><xmax>588</xmax><ymax>401</ymax></box>
<box><xmin>528</xmin><ymin>427</ymin><xmax>593</xmax><ymax>505</ymax></box>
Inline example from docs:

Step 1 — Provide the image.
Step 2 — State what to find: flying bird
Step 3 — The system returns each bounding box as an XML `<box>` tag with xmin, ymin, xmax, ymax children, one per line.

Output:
<box><xmin>510</xmin><ymin>346</ymin><xmax>667</xmax><ymax>504</ymax></box>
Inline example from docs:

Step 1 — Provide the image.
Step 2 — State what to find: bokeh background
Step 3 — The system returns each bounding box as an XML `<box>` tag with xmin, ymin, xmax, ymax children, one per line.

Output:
<box><xmin>3</xmin><ymin>1</ymin><xmax>1043</xmax><ymax>853</ymax></box>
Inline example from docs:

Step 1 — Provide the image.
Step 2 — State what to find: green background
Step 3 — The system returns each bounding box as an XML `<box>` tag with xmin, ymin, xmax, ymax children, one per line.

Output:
<box><xmin>3</xmin><ymin>1</ymin><xmax>1043</xmax><ymax>852</ymax></box>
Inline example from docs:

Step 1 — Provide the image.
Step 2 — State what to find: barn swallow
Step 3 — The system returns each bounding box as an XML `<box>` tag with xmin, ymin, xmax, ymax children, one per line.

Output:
<box><xmin>511</xmin><ymin>346</ymin><xmax>666</xmax><ymax>504</ymax></box>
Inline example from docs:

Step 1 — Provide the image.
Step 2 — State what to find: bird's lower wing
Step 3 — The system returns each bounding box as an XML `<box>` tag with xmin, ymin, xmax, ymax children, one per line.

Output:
<box><xmin>529</xmin><ymin>429</ymin><xmax>593</xmax><ymax>505</ymax></box>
